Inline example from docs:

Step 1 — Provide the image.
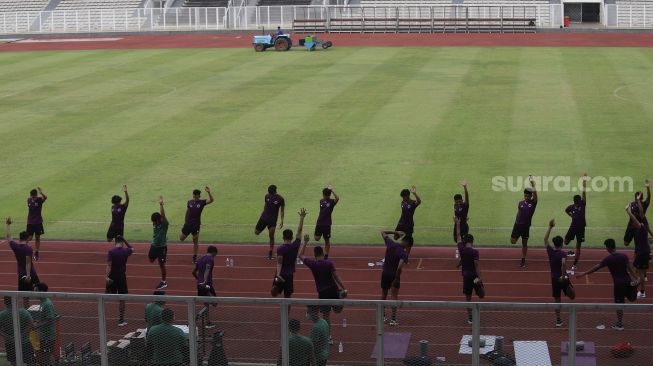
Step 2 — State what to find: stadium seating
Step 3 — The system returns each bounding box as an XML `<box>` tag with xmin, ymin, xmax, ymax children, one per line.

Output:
<box><xmin>55</xmin><ymin>0</ymin><xmax>145</xmax><ymax>10</ymax></box>
<box><xmin>182</xmin><ymin>0</ymin><xmax>229</xmax><ymax>7</ymax></box>
<box><xmin>258</xmin><ymin>0</ymin><xmax>313</xmax><ymax>6</ymax></box>
<box><xmin>0</xmin><ymin>0</ymin><xmax>49</xmax><ymax>12</ymax></box>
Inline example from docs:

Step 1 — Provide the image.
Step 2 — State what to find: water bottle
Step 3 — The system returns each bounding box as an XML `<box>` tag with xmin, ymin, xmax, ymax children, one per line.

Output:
<box><xmin>338</xmin><ymin>341</ymin><xmax>343</xmax><ymax>353</ymax></box>
<box><xmin>229</xmin><ymin>258</ymin><xmax>234</xmax><ymax>267</ymax></box>
<box><xmin>342</xmin><ymin>318</ymin><xmax>347</xmax><ymax>328</ymax></box>
<box><xmin>455</xmin><ymin>249</ymin><xmax>459</xmax><ymax>259</ymax></box>
<box><xmin>225</xmin><ymin>257</ymin><xmax>231</xmax><ymax>267</ymax></box>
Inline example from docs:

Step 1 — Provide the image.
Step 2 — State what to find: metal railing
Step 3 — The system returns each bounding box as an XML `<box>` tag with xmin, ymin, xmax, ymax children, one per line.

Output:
<box><xmin>1</xmin><ymin>290</ymin><xmax>653</xmax><ymax>366</ymax></box>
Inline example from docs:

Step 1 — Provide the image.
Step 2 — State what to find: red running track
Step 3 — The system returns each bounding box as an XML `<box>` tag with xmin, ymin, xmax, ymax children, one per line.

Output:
<box><xmin>1</xmin><ymin>241</ymin><xmax>652</xmax><ymax>365</ymax></box>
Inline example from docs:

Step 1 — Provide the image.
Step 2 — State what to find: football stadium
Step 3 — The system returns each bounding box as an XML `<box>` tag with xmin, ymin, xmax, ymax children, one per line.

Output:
<box><xmin>1</xmin><ymin>0</ymin><xmax>653</xmax><ymax>365</ymax></box>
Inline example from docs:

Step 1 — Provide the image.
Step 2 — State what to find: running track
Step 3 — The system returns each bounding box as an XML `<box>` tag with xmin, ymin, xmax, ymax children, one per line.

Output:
<box><xmin>1</xmin><ymin>241</ymin><xmax>652</xmax><ymax>365</ymax></box>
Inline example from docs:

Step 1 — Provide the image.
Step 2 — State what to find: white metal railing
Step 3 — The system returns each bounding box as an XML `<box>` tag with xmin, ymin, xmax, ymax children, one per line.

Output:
<box><xmin>1</xmin><ymin>290</ymin><xmax>653</xmax><ymax>366</ymax></box>
<box><xmin>0</xmin><ymin>3</ymin><xmax>651</xmax><ymax>34</ymax></box>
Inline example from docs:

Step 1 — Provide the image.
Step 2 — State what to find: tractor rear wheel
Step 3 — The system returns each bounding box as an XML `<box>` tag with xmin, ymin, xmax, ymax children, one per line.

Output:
<box><xmin>326</xmin><ymin>41</ymin><xmax>333</xmax><ymax>48</ymax></box>
<box><xmin>254</xmin><ymin>44</ymin><xmax>265</xmax><ymax>52</ymax></box>
<box><xmin>274</xmin><ymin>37</ymin><xmax>290</xmax><ymax>51</ymax></box>
<box><xmin>321</xmin><ymin>42</ymin><xmax>329</xmax><ymax>49</ymax></box>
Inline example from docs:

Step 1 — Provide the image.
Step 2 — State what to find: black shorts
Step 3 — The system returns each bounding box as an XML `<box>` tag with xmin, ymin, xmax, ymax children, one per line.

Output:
<box><xmin>106</xmin><ymin>272</ymin><xmax>128</xmax><ymax>294</ymax></box>
<box><xmin>40</xmin><ymin>338</ymin><xmax>55</xmax><ymax>355</ymax></box>
<box><xmin>272</xmin><ymin>273</ymin><xmax>294</xmax><ymax>297</ymax></box>
<box><xmin>148</xmin><ymin>246</ymin><xmax>167</xmax><ymax>264</ymax></box>
<box><xmin>318</xmin><ymin>286</ymin><xmax>343</xmax><ymax>313</ymax></box>
<box><xmin>565</xmin><ymin>227</ymin><xmax>585</xmax><ymax>243</ymax></box>
<box><xmin>381</xmin><ymin>272</ymin><xmax>400</xmax><ymax>290</ymax></box>
<box><xmin>453</xmin><ymin>222</ymin><xmax>469</xmax><ymax>243</ymax></box>
<box><xmin>511</xmin><ymin>223</ymin><xmax>530</xmax><ymax>240</ymax></box>
<box><xmin>463</xmin><ymin>275</ymin><xmax>482</xmax><ymax>296</ymax></box>
<box><xmin>634</xmin><ymin>253</ymin><xmax>651</xmax><ymax>270</ymax></box>
<box><xmin>314</xmin><ymin>225</ymin><xmax>332</xmax><ymax>240</ymax></box>
<box><xmin>395</xmin><ymin>225</ymin><xmax>414</xmax><ymax>246</ymax></box>
<box><xmin>26</xmin><ymin>223</ymin><xmax>44</xmax><ymax>236</ymax></box>
<box><xmin>18</xmin><ymin>274</ymin><xmax>40</xmax><ymax>292</ymax></box>
<box><xmin>197</xmin><ymin>284</ymin><xmax>217</xmax><ymax>297</ymax></box>
<box><xmin>256</xmin><ymin>218</ymin><xmax>276</xmax><ymax>232</ymax></box>
<box><xmin>614</xmin><ymin>283</ymin><xmax>637</xmax><ymax>303</ymax></box>
<box><xmin>551</xmin><ymin>277</ymin><xmax>574</xmax><ymax>298</ymax></box>
<box><xmin>6</xmin><ymin>340</ymin><xmax>35</xmax><ymax>364</ymax></box>
<box><xmin>106</xmin><ymin>225</ymin><xmax>124</xmax><ymax>240</ymax></box>
<box><xmin>182</xmin><ymin>223</ymin><xmax>200</xmax><ymax>236</ymax></box>
<box><xmin>624</xmin><ymin>227</ymin><xmax>637</xmax><ymax>244</ymax></box>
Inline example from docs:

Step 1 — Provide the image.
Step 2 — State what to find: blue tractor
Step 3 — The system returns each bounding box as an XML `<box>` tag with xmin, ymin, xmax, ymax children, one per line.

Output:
<box><xmin>252</xmin><ymin>34</ymin><xmax>292</xmax><ymax>52</ymax></box>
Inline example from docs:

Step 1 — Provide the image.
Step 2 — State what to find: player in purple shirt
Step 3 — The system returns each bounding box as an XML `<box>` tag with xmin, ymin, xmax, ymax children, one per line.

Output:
<box><xmin>544</xmin><ymin>219</ymin><xmax>575</xmax><ymax>327</ymax></box>
<box><xmin>5</xmin><ymin>218</ymin><xmax>40</xmax><ymax>308</ymax></box>
<box><xmin>578</xmin><ymin>239</ymin><xmax>639</xmax><ymax>330</ymax></box>
<box><xmin>564</xmin><ymin>174</ymin><xmax>587</xmax><ymax>271</ymax></box>
<box><xmin>624</xmin><ymin>180</ymin><xmax>652</xmax><ymax>246</ymax></box>
<box><xmin>193</xmin><ymin>245</ymin><xmax>218</xmax><ymax>329</ymax></box>
<box><xmin>26</xmin><ymin>187</ymin><xmax>47</xmax><ymax>261</ymax></box>
<box><xmin>453</xmin><ymin>179</ymin><xmax>470</xmax><ymax>243</ymax></box>
<box><xmin>106</xmin><ymin>235</ymin><xmax>134</xmax><ymax>327</ymax></box>
<box><xmin>395</xmin><ymin>186</ymin><xmax>421</xmax><ymax>261</ymax></box>
<box><xmin>314</xmin><ymin>184</ymin><xmax>340</xmax><ymax>259</ymax></box>
<box><xmin>454</xmin><ymin>218</ymin><xmax>484</xmax><ymax>324</ymax></box>
<box><xmin>510</xmin><ymin>176</ymin><xmax>537</xmax><ymax>268</ymax></box>
<box><xmin>626</xmin><ymin>203</ymin><xmax>650</xmax><ymax>299</ymax></box>
<box><xmin>107</xmin><ymin>185</ymin><xmax>129</xmax><ymax>242</ymax></box>
<box><xmin>271</xmin><ymin>208</ymin><xmax>306</xmax><ymax>298</ymax></box>
<box><xmin>380</xmin><ymin>230</ymin><xmax>409</xmax><ymax>326</ymax></box>
<box><xmin>299</xmin><ymin>233</ymin><xmax>347</xmax><ymax>335</ymax></box>
<box><xmin>180</xmin><ymin>186</ymin><xmax>215</xmax><ymax>264</ymax></box>
<box><xmin>255</xmin><ymin>185</ymin><xmax>286</xmax><ymax>260</ymax></box>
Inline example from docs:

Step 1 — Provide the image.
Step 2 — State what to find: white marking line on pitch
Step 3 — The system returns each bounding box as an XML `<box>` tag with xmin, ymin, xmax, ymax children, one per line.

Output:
<box><xmin>16</xmin><ymin>38</ymin><xmax>123</xmax><ymax>43</ymax></box>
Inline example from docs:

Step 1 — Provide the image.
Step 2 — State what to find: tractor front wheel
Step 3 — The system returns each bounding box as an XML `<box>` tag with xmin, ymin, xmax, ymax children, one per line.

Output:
<box><xmin>254</xmin><ymin>44</ymin><xmax>266</xmax><ymax>52</ymax></box>
<box><xmin>321</xmin><ymin>42</ymin><xmax>329</xmax><ymax>49</ymax></box>
<box><xmin>274</xmin><ymin>37</ymin><xmax>290</xmax><ymax>51</ymax></box>
<box><xmin>325</xmin><ymin>41</ymin><xmax>333</xmax><ymax>48</ymax></box>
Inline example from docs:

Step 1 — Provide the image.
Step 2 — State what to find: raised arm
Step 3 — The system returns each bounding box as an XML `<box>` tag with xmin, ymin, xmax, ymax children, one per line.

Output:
<box><xmin>159</xmin><ymin>196</ymin><xmax>166</xmax><ymax>220</ymax></box>
<box><xmin>380</xmin><ymin>230</ymin><xmax>394</xmax><ymax>239</ymax></box>
<box><xmin>645</xmin><ymin>180</ymin><xmax>651</xmax><ymax>206</ymax></box>
<box><xmin>38</xmin><ymin>187</ymin><xmax>47</xmax><ymax>202</ymax></box>
<box><xmin>299</xmin><ymin>234</ymin><xmax>309</xmax><ymax>261</ymax></box>
<box><xmin>295</xmin><ymin>208</ymin><xmax>307</xmax><ymax>240</ymax></box>
<box><xmin>581</xmin><ymin>174</ymin><xmax>587</xmax><ymax>202</ymax></box>
<box><xmin>463</xmin><ymin>179</ymin><xmax>469</xmax><ymax>206</ymax></box>
<box><xmin>123</xmin><ymin>185</ymin><xmax>129</xmax><ymax>207</ymax></box>
<box><xmin>205</xmin><ymin>186</ymin><xmax>214</xmax><ymax>205</ymax></box>
<box><xmin>5</xmin><ymin>217</ymin><xmax>12</xmax><ymax>241</ymax></box>
<box><xmin>328</xmin><ymin>184</ymin><xmax>340</xmax><ymax>204</ymax></box>
<box><xmin>544</xmin><ymin>219</ymin><xmax>555</xmax><ymax>247</ymax></box>
<box><xmin>529</xmin><ymin>176</ymin><xmax>537</xmax><ymax>203</ymax></box>
<box><xmin>411</xmin><ymin>186</ymin><xmax>421</xmax><ymax>206</ymax></box>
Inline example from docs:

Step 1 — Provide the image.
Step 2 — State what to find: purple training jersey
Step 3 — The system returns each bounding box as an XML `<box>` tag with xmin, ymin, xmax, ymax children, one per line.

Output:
<box><xmin>185</xmin><ymin>199</ymin><xmax>208</xmax><ymax>226</ymax></box>
<box><xmin>316</xmin><ymin>199</ymin><xmax>338</xmax><ymax>226</ymax></box>
<box><xmin>515</xmin><ymin>199</ymin><xmax>537</xmax><ymax>226</ymax></box>
<box><xmin>9</xmin><ymin>241</ymin><xmax>38</xmax><ymax>278</ymax></box>
<box><xmin>277</xmin><ymin>238</ymin><xmax>301</xmax><ymax>277</ymax></box>
<box><xmin>457</xmin><ymin>242</ymin><xmax>479</xmax><ymax>278</ymax></box>
<box><xmin>382</xmin><ymin>236</ymin><xmax>407</xmax><ymax>276</ymax></box>
<box><xmin>107</xmin><ymin>246</ymin><xmax>133</xmax><ymax>275</ymax></box>
<box><xmin>27</xmin><ymin>197</ymin><xmax>44</xmax><ymax>225</ymax></box>
<box><xmin>111</xmin><ymin>204</ymin><xmax>128</xmax><ymax>229</ymax></box>
<box><xmin>303</xmin><ymin>258</ymin><xmax>337</xmax><ymax>292</ymax></box>
<box><xmin>260</xmin><ymin>194</ymin><xmax>285</xmax><ymax>223</ymax></box>
<box><xmin>627</xmin><ymin>200</ymin><xmax>650</xmax><ymax>228</ymax></box>
<box><xmin>546</xmin><ymin>246</ymin><xmax>567</xmax><ymax>279</ymax></box>
<box><xmin>195</xmin><ymin>255</ymin><xmax>215</xmax><ymax>286</ymax></box>
<box><xmin>397</xmin><ymin>199</ymin><xmax>420</xmax><ymax>229</ymax></box>
<box><xmin>566</xmin><ymin>200</ymin><xmax>586</xmax><ymax>228</ymax></box>
<box><xmin>598</xmin><ymin>252</ymin><xmax>632</xmax><ymax>286</ymax></box>
<box><xmin>454</xmin><ymin>203</ymin><xmax>469</xmax><ymax>224</ymax></box>
<box><xmin>634</xmin><ymin>225</ymin><xmax>651</xmax><ymax>255</ymax></box>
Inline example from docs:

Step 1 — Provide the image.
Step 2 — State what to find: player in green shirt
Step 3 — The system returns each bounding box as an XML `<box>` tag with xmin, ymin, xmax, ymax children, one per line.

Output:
<box><xmin>277</xmin><ymin>319</ymin><xmax>315</xmax><ymax>366</ymax></box>
<box><xmin>148</xmin><ymin>196</ymin><xmax>169</xmax><ymax>290</ymax></box>
<box><xmin>0</xmin><ymin>296</ymin><xmax>36</xmax><ymax>365</ymax></box>
<box><xmin>146</xmin><ymin>308</ymin><xmax>188</xmax><ymax>366</ymax></box>
<box><xmin>145</xmin><ymin>291</ymin><xmax>166</xmax><ymax>334</ymax></box>
<box><xmin>308</xmin><ymin>306</ymin><xmax>329</xmax><ymax>366</ymax></box>
<box><xmin>35</xmin><ymin>283</ymin><xmax>57</xmax><ymax>366</ymax></box>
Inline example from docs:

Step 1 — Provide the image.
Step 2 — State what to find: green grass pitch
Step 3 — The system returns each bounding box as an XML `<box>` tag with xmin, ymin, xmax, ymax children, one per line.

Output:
<box><xmin>0</xmin><ymin>46</ymin><xmax>651</xmax><ymax>246</ymax></box>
